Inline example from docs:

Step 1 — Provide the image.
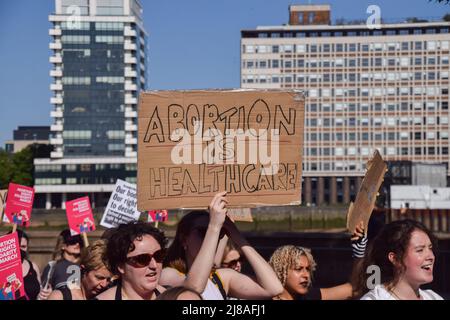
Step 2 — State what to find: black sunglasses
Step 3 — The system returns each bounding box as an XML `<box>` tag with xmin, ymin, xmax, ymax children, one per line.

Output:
<box><xmin>221</xmin><ymin>257</ymin><xmax>244</xmax><ymax>268</ymax></box>
<box><xmin>126</xmin><ymin>249</ymin><xmax>166</xmax><ymax>268</ymax></box>
<box><xmin>65</xmin><ymin>238</ymin><xmax>83</xmax><ymax>246</ymax></box>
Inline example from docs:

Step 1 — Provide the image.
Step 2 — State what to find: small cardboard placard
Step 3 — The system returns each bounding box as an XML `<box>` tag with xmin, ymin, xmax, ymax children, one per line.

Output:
<box><xmin>66</xmin><ymin>196</ymin><xmax>96</xmax><ymax>236</ymax></box>
<box><xmin>148</xmin><ymin>210</ymin><xmax>168</xmax><ymax>223</ymax></box>
<box><xmin>0</xmin><ymin>232</ymin><xmax>25</xmax><ymax>300</ymax></box>
<box><xmin>4</xmin><ymin>183</ymin><xmax>35</xmax><ymax>227</ymax></box>
<box><xmin>346</xmin><ymin>149</ymin><xmax>387</xmax><ymax>234</ymax></box>
<box><xmin>227</xmin><ymin>208</ymin><xmax>253</xmax><ymax>222</ymax></box>
<box><xmin>100</xmin><ymin>179</ymin><xmax>143</xmax><ymax>229</ymax></box>
<box><xmin>137</xmin><ymin>89</ymin><xmax>305</xmax><ymax>210</ymax></box>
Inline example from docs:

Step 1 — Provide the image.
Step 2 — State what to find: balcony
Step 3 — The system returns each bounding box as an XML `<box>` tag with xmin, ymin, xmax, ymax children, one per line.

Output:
<box><xmin>125</xmin><ymin>54</ymin><xmax>137</xmax><ymax>64</ymax></box>
<box><xmin>49</xmin><ymin>42</ymin><xmax>62</xmax><ymax>50</ymax></box>
<box><xmin>125</xmin><ymin>136</ymin><xmax>137</xmax><ymax>145</ymax></box>
<box><xmin>49</xmin><ymin>55</ymin><xmax>62</xmax><ymax>64</ymax></box>
<box><xmin>125</xmin><ymin>96</ymin><xmax>138</xmax><ymax>104</ymax></box>
<box><xmin>125</xmin><ymin>67</ymin><xmax>137</xmax><ymax>78</ymax></box>
<box><xmin>50</xmin><ymin>109</ymin><xmax>63</xmax><ymax>118</ymax></box>
<box><xmin>125</xmin><ymin>108</ymin><xmax>137</xmax><ymax>118</ymax></box>
<box><xmin>51</xmin><ymin>151</ymin><xmax>63</xmax><ymax>158</ymax></box>
<box><xmin>50</xmin><ymin>83</ymin><xmax>63</xmax><ymax>91</ymax></box>
<box><xmin>50</xmin><ymin>137</ymin><xmax>63</xmax><ymax>145</ymax></box>
<box><xmin>50</xmin><ymin>69</ymin><xmax>62</xmax><ymax>77</ymax></box>
<box><xmin>124</xmin><ymin>26</ymin><xmax>137</xmax><ymax>37</ymax></box>
<box><xmin>49</xmin><ymin>28</ymin><xmax>62</xmax><ymax>36</ymax></box>
<box><xmin>50</xmin><ymin>123</ymin><xmax>63</xmax><ymax>131</ymax></box>
<box><xmin>125</xmin><ymin>83</ymin><xmax>137</xmax><ymax>91</ymax></box>
<box><xmin>50</xmin><ymin>97</ymin><xmax>63</xmax><ymax>104</ymax></box>
<box><xmin>125</xmin><ymin>122</ymin><xmax>137</xmax><ymax>131</ymax></box>
<box><xmin>124</xmin><ymin>41</ymin><xmax>137</xmax><ymax>51</ymax></box>
<box><xmin>125</xmin><ymin>150</ymin><xmax>137</xmax><ymax>158</ymax></box>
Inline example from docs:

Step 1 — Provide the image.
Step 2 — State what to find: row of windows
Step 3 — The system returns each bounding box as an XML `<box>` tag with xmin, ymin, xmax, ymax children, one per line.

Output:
<box><xmin>96</xmin><ymin>76</ymin><xmax>125</xmax><ymax>84</ymax></box>
<box><xmin>61</xmin><ymin>21</ymin><xmax>90</xmax><ymax>30</ymax></box>
<box><xmin>306</xmin><ymin>101</ymin><xmax>449</xmax><ymax>112</ymax></box>
<box><xmin>243</xmin><ymin>27</ymin><xmax>450</xmax><ymax>39</ymax></box>
<box><xmin>63</xmin><ymin>130</ymin><xmax>92</xmax><ymax>139</ymax></box>
<box><xmin>61</xmin><ymin>35</ymin><xmax>90</xmax><ymax>44</ymax></box>
<box><xmin>95</xmin><ymin>22</ymin><xmax>125</xmax><ymax>30</ymax></box>
<box><xmin>95</xmin><ymin>35</ymin><xmax>124</xmax><ymax>44</ymax></box>
<box><xmin>242</xmin><ymin>56</ymin><xmax>450</xmax><ymax>69</ymax></box>
<box><xmin>35</xmin><ymin>163</ymin><xmax>138</xmax><ymax>174</ymax></box>
<box><xmin>243</xmin><ymin>73</ymin><xmax>450</xmax><ymax>85</ymax></box>
<box><xmin>305</xmin><ymin>116</ymin><xmax>449</xmax><ymax>127</ymax></box>
<box><xmin>243</xmin><ymin>41</ymin><xmax>450</xmax><ymax>54</ymax></box>
<box><xmin>106</xmin><ymin>130</ymin><xmax>125</xmax><ymax>139</ymax></box>
<box><xmin>307</xmin><ymin>87</ymin><xmax>449</xmax><ymax>97</ymax></box>
<box><xmin>62</xmin><ymin>77</ymin><xmax>91</xmax><ymax>85</ymax></box>
<box><xmin>305</xmin><ymin>146</ymin><xmax>449</xmax><ymax>157</ymax></box>
<box><xmin>305</xmin><ymin>131</ymin><xmax>449</xmax><ymax>141</ymax></box>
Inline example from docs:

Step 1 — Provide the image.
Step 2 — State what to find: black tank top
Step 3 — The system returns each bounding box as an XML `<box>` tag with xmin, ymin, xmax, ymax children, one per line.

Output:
<box><xmin>23</xmin><ymin>260</ymin><xmax>41</xmax><ymax>300</ymax></box>
<box><xmin>114</xmin><ymin>280</ymin><xmax>161</xmax><ymax>300</ymax></box>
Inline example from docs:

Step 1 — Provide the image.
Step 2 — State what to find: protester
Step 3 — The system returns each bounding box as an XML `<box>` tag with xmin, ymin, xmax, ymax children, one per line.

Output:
<box><xmin>155</xmin><ymin>286</ymin><xmax>203</xmax><ymax>300</ymax></box>
<box><xmin>219</xmin><ymin>239</ymin><xmax>244</xmax><ymax>273</ymax></box>
<box><xmin>38</xmin><ymin>229</ymin><xmax>83</xmax><ymax>299</ymax></box>
<box><xmin>352</xmin><ymin>219</ymin><xmax>443</xmax><ymax>300</ymax></box>
<box><xmin>48</xmin><ymin>240</ymin><xmax>112</xmax><ymax>300</ymax></box>
<box><xmin>8</xmin><ymin>229</ymin><xmax>42</xmax><ymax>300</ymax></box>
<box><xmin>269</xmin><ymin>222</ymin><xmax>367</xmax><ymax>300</ymax></box>
<box><xmin>94</xmin><ymin>221</ymin><xmax>167</xmax><ymax>300</ymax></box>
<box><xmin>160</xmin><ymin>191</ymin><xmax>284</xmax><ymax>300</ymax></box>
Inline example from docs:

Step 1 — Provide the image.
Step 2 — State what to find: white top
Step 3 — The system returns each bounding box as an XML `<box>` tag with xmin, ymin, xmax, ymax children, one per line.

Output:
<box><xmin>201</xmin><ymin>278</ymin><xmax>225</xmax><ymax>300</ymax></box>
<box><xmin>361</xmin><ymin>284</ymin><xmax>443</xmax><ymax>300</ymax></box>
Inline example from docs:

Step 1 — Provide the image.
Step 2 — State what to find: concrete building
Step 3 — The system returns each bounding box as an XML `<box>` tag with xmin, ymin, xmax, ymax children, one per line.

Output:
<box><xmin>34</xmin><ymin>0</ymin><xmax>147</xmax><ymax>209</ymax></box>
<box><xmin>4</xmin><ymin>126</ymin><xmax>50</xmax><ymax>153</ymax></box>
<box><xmin>391</xmin><ymin>185</ymin><xmax>450</xmax><ymax>209</ymax></box>
<box><xmin>241</xmin><ymin>4</ymin><xmax>450</xmax><ymax>205</ymax></box>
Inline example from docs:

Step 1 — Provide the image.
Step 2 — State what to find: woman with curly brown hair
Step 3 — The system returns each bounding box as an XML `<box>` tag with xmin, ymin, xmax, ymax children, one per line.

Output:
<box><xmin>353</xmin><ymin>219</ymin><xmax>442</xmax><ymax>300</ymax></box>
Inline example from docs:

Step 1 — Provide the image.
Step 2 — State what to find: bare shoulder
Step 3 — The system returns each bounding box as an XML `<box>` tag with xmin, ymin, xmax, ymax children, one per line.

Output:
<box><xmin>48</xmin><ymin>289</ymin><xmax>64</xmax><ymax>300</ymax></box>
<box><xmin>94</xmin><ymin>286</ymin><xmax>117</xmax><ymax>300</ymax></box>
<box><xmin>160</xmin><ymin>267</ymin><xmax>186</xmax><ymax>287</ymax></box>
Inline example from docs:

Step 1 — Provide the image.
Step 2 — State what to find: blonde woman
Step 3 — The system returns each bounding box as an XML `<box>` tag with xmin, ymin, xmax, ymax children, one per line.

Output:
<box><xmin>269</xmin><ymin>223</ymin><xmax>366</xmax><ymax>300</ymax></box>
<box><xmin>48</xmin><ymin>239</ymin><xmax>112</xmax><ymax>300</ymax></box>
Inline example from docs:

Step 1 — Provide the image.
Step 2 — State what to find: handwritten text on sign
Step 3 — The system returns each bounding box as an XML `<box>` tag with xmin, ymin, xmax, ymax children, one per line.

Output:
<box><xmin>138</xmin><ymin>90</ymin><xmax>304</xmax><ymax>210</ymax></box>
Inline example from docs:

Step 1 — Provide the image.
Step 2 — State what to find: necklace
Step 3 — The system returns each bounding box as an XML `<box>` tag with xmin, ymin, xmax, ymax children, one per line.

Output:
<box><xmin>390</xmin><ymin>287</ymin><xmax>421</xmax><ymax>300</ymax></box>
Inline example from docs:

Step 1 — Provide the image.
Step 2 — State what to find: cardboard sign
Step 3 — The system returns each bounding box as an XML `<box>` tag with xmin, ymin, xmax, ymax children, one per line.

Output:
<box><xmin>100</xmin><ymin>180</ymin><xmax>143</xmax><ymax>229</ymax></box>
<box><xmin>65</xmin><ymin>196</ymin><xmax>96</xmax><ymax>236</ymax></box>
<box><xmin>148</xmin><ymin>210</ymin><xmax>168</xmax><ymax>223</ymax></box>
<box><xmin>346</xmin><ymin>149</ymin><xmax>387</xmax><ymax>234</ymax></box>
<box><xmin>137</xmin><ymin>90</ymin><xmax>305</xmax><ymax>210</ymax></box>
<box><xmin>0</xmin><ymin>233</ymin><xmax>25</xmax><ymax>300</ymax></box>
<box><xmin>4</xmin><ymin>183</ymin><xmax>35</xmax><ymax>227</ymax></box>
<box><xmin>0</xmin><ymin>190</ymin><xmax>7</xmax><ymax>223</ymax></box>
<box><xmin>227</xmin><ymin>208</ymin><xmax>253</xmax><ymax>222</ymax></box>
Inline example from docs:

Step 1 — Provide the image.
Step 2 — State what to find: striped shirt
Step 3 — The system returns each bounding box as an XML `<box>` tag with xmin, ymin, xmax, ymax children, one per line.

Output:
<box><xmin>361</xmin><ymin>284</ymin><xmax>443</xmax><ymax>300</ymax></box>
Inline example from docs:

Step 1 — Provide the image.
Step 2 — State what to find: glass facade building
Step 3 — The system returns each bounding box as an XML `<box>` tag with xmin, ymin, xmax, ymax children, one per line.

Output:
<box><xmin>34</xmin><ymin>0</ymin><xmax>146</xmax><ymax>209</ymax></box>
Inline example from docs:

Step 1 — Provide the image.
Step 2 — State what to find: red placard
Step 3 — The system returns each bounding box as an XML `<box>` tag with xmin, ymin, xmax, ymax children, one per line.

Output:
<box><xmin>148</xmin><ymin>210</ymin><xmax>168</xmax><ymax>223</ymax></box>
<box><xmin>65</xmin><ymin>196</ymin><xmax>96</xmax><ymax>236</ymax></box>
<box><xmin>4</xmin><ymin>183</ymin><xmax>35</xmax><ymax>227</ymax></box>
<box><xmin>0</xmin><ymin>233</ymin><xmax>25</xmax><ymax>300</ymax></box>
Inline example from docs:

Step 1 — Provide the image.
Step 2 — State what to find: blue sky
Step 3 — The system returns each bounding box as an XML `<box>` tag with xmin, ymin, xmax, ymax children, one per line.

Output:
<box><xmin>0</xmin><ymin>0</ymin><xmax>448</xmax><ymax>146</ymax></box>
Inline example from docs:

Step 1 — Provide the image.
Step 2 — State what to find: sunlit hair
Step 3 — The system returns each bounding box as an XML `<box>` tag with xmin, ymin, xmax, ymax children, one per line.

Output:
<box><xmin>269</xmin><ymin>245</ymin><xmax>317</xmax><ymax>287</ymax></box>
<box><xmin>351</xmin><ymin>219</ymin><xmax>437</xmax><ymax>299</ymax></box>
<box><xmin>80</xmin><ymin>239</ymin><xmax>108</xmax><ymax>275</ymax></box>
<box><xmin>221</xmin><ymin>239</ymin><xmax>242</xmax><ymax>263</ymax></box>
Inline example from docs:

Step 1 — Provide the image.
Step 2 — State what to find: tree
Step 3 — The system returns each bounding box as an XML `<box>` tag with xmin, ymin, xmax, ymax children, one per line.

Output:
<box><xmin>0</xmin><ymin>150</ymin><xmax>14</xmax><ymax>189</ymax></box>
<box><xmin>444</xmin><ymin>13</ymin><xmax>450</xmax><ymax>21</ymax></box>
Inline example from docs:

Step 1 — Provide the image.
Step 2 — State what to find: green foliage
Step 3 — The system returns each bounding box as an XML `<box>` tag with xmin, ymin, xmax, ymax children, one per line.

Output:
<box><xmin>0</xmin><ymin>143</ymin><xmax>51</xmax><ymax>188</ymax></box>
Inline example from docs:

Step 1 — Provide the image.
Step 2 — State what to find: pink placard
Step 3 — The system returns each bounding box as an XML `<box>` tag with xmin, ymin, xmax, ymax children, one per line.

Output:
<box><xmin>4</xmin><ymin>183</ymin><xmax>35</xmax><ymax>227</ymax></box>
<box><xmin>148</xmin><ymin>210</ymin><xmax>168</xmax><ymax>223</ymax></box>
<box><xmin>0</xmin><ymin>233</ymin><xmax>25</xmax><ymax>300</ymax></box>
<box><xmin>65</xmin><ymin>196</ymin><xmax>96</xmax><ymax>236</ymax></box>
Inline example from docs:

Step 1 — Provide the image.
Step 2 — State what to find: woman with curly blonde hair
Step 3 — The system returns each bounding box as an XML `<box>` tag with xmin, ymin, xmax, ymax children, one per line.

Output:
<box><xmin>269</xmin><ymin>223</ymin><xmax>367</xmax><ymax>300</ymax></box>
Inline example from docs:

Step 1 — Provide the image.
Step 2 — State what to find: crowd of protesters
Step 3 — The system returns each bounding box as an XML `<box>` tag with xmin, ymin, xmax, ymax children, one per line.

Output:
<box><xmin>4</xmin><ymin>191</ymin><xmax>444</xmax><ymax>300</ymax></box>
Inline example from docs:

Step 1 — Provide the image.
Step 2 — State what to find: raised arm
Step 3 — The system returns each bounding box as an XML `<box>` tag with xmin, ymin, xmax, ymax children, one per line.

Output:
<box><xmin>220</xmin><ymin>217</ymin><xmax>284</xmax><ymax>299</ymax></box>
<box><xmin>213</xmin><ymin>234</ymin><xmax>229</xmax><ymax>269</ymax></box>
